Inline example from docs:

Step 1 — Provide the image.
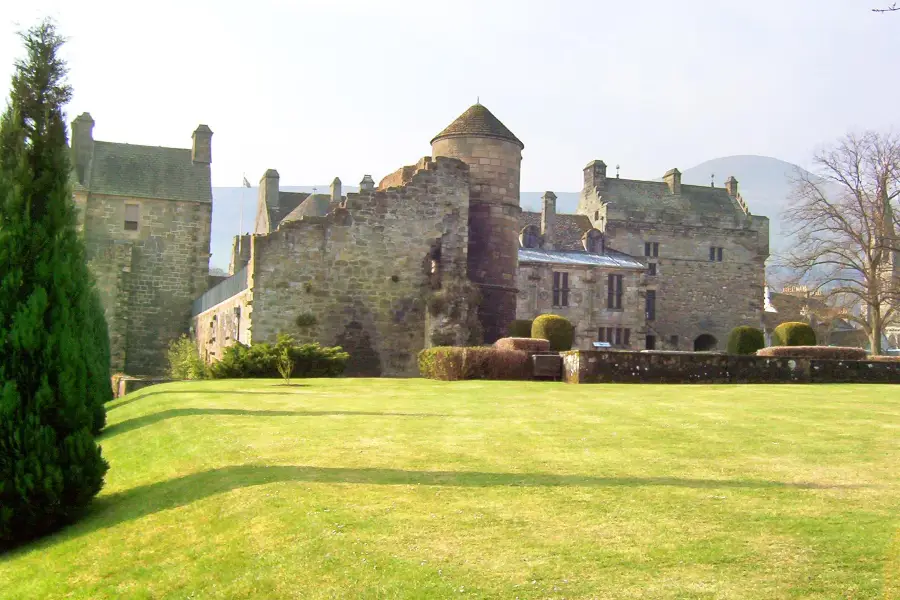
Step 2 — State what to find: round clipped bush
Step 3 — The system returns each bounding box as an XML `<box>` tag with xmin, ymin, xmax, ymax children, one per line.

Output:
<box><xmin>508</xmin><ymin>319</ymin><xmax>533</xmax><ymax>338</ymax></box>
<box><xmin>531</xmin><ymin>314</ymin><xmax>575</xmax><ymax>351</ymax></box>
<box><xmin>726</xmin><ymin>326</ymin><xmax>765</xmax><ymax>355</ymax></box>
<box><xmin>772</xmin><ymin>321</ymin><xmax>817</xmax><ymax>347</ymax></box>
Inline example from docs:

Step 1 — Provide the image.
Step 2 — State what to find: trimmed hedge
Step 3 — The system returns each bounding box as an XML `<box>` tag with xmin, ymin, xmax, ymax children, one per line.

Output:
<box><xmin>210</xmin><ymin>335</ymin><xmax>349</xmax><ymax>379</ymax></box>
<box><xmin>493</xmin><ymin>337</ymin><xmax>551</xmax><ymax>353</ymax></box>
<box><xmin>756</xmin><ymin>346</ymin><xmax>867</xmax><ymax>360</ymax></box>
<box><xmin>508</xmin><ymin>319</ymin><xmax>534</xmax><ymax>338</ymax></box>
<box><xmin>772</xmin><ymin>321</ymin><xmax>817</xmax><ymax>347</ymax></box>
<box><xmin>418</xmin><ymin>347</ymin><xmax>530</xmax><ymax>381</ymax></box>
<box><xmin>726</xmin><ymin>326</ymin><xmax>765</xmax><ymax>355</ymax></box>
<box><xmin>531</xmin><ymin>314</ymin><xmax>575</xmax><ymax>351</ymax></box>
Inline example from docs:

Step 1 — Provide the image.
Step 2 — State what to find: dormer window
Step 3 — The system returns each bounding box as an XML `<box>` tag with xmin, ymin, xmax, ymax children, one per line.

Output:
<box><xmin>583</xmin><ymin>229</ymin><xmax>605</xmax><ymax>253</ymax></box>
<box><xmin>520</xmin><ymin>225</ymin><xmax>541</xmax><ymax>249</ymax></box>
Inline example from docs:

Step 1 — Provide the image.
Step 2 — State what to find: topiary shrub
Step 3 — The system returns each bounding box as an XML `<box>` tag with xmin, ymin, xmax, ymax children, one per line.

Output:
<box><xmin>167</xmin><ymin>335</ymin><xmax>210</xmax><ymax>380</ymax></box>
<box><xmin>493</xmin><ymin>337</ymin><xmax>551</xmax><ymax>353</ymax></box>
<box><xmin>209</xmin><ymin>335</ymin><xmax>349</xmax><ymax>379</ymax></box>
<box><xmin>418</xmin><ymin>347</ymin><xmax>530</xmax><ymax>380</ymax></box>
<box><xmin>508</xmin><ymin>319</ymin><xmax>533</xmax><ymax>338</ymax></box>
<box><xmin>726</xmin><ymin>326</ymin><xmax>765</xmax><ymax>355</ymax></box>
<box><xmin>531</xmin><ymin>314</ymin><xmax>575</xmax><ymax>351</ymax></box>
<box><xmin>757</xmin><ymin>346</ymin><xmax>867</xmax><ymax>360</ymax></box>
<box><xmin>772</xmin><ymin>321</ymin><xmax>817</xmax><ymax>347</ymax></box>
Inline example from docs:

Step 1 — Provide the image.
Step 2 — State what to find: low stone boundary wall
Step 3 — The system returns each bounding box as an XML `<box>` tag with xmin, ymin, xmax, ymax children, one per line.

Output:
<box><xmin>562</xmin><ymin>350</ymin><xmax>900</xmax><ymax>384</ymax></box>
<box><xmin>112</xmin><ymin>376</ymin><xmax>172</xmax><ymax>398</ymax></box>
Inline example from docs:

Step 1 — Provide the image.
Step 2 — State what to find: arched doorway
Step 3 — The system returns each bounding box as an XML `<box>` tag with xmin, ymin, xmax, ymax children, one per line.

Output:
<box><xmin>693</xmin><ymin>334</ymin><xmax>717</xmax><ymax>352</ymax></box>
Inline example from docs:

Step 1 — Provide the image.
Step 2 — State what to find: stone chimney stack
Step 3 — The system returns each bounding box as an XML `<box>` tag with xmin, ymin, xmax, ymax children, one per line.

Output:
<box><xmin>192</xmin><ymin>124</ymin><xmax>213</xmax><ymax>164</ymax></box>
<box><xmin>71</xmin><ymin>112</ymin><xmax>95</xmax><ymax>184</ymax></box>
<box><xmin>330</xmin><ymin>177</ymin><xmax>342</xmax><ymax>202</ymax></box>
<box><xmin>583</xmin><ymin>160</ymin><xmax>607</xmax><ymax>192</ymax></box>
<box><xmin>359</xmin><ymin>174</ymin><xmax>375</xmax><ymax>192</ymax></box>
<box><xmin>664</xmin><ymin>168</ymin><xmax>682</xmax><ymax>195</ymax></box>
<box><xmin>541</xmin><ymin>191</ymin><xmax>557</xmax><ymax>250</ymax></box>
<box><xmin>725</xmin><ymin>175</ymin><xmax>738</xmax><ymax>197</ymax></box>
<box><xmin>260</xmin><ymin>169</ymin><xmax>280</xmax><ymax>217</ymax></box>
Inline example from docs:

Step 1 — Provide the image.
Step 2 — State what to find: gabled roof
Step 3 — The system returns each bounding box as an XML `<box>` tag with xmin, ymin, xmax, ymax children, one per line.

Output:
<box><xmin>519</xmin><ymin>211</ymin><xmax>593</xmax><ymax>251</ymax></box>
<box><xmin>431</xmin><ymin>104</ymin><xmax>524</xmax><ymax>149</ymax></box>
<box><xmin>603</xmin><ymin>179</ymin><xmax>743</xmax><ymax>217</ymax></box>
<box><xmin>267</xmin><ymin>191</ymin><xmax>308</xmax><ymax>230</ymax></box>
<box><xmin>281</xmin><ymin>194</ymin><xmax>332</xmax><ymax>224</ymax></box>
<box><xmin>83</xmin><ymin>141</ymin><xmax>212</xmax><ymax>202</ymax></box>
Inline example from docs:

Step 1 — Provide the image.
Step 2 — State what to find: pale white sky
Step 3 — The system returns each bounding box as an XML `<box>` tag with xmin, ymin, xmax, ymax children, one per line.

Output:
<box><xmin>2</xmin><ymin>0</ymin><xmax>897</xmax><ymax>191</ymax></box>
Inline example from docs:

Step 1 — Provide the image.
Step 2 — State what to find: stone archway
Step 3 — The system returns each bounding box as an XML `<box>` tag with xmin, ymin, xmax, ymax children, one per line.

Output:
<box><xmin>693</xmin><ymin>334</ymin><xmax>717</xmax><ymax>352</ymax></box>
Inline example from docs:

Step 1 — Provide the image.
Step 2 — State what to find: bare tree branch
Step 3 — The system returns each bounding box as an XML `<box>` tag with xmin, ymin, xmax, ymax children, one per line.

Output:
<box><xmin>782</xmin><ymin>131</ymin><xmax>900</xmax><ymax>354</ymax></box>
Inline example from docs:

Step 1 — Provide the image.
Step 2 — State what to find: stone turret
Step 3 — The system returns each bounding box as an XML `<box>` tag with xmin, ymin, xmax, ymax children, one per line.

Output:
<box><xmin>541</xmin><ymin>191</ymin><xmax>556</xmax><ymax>250</ymax></box>
<box><xmin>71</xmin><ymin>112</ymin><xmax>95</xmax><ymax>184</ymax></box>
<box><xmin>431</xmin><ymin>103</ymin><xmax>524</xmax><ymax>343</ymax></box>
<box><xmin>192</xmin><ymin>124</ymin><xmax>213</xmax><ymax>164</ymax></box>
<box><xmin>359</xmin><ymin>174</ymin><xmax>375</xmax><ymax>192</ymax></box>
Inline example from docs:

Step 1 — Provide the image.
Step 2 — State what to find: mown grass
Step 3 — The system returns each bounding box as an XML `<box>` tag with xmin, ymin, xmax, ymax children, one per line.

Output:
<box><xmin>1</xmin><ymin>379</ymin><xmax>898</xmax><ymax>599</ymax></box>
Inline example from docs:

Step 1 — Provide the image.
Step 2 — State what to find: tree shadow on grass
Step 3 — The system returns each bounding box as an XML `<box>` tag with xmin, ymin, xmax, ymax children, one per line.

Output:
<box><xmin>5</xmin><ymin>464</ymin><xmax>869</xmax><ymax>556</ymax></box>
<box><xmin>46</xmin><ymin>464</ymin><xmax>861</xmax><ymax>544</ymax></box>
<box><xmin>107</xmin><ymin>388</ymin><xmax>313</xmax><ymax>413</ymax></box>
<box><xmin>101</xmin><ymin>409</ymin><xmax>446</xmax><ymax>439</ymax></box>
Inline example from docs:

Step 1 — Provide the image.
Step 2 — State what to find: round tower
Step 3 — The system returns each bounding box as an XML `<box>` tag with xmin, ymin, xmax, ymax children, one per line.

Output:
<box><xmin>431</xmin><ymin>104</ymin><xmax>524</xmax><ymax>343</ymax></box>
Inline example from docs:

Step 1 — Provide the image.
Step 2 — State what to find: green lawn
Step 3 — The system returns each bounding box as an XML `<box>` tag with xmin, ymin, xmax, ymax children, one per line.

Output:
<box><xmin>1</xmin><ymin>380</ymin><xmax>899</xmax><ymax>599</ymax></box>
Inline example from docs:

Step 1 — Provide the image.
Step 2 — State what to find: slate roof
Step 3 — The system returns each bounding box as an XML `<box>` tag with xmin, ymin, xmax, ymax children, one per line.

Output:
<box><xmin>268</xmin><ymin>191</ymin><xmax>309</xmax><ymax>229</ymax></box>
<box><xmin>519</xmin><ymin>211</ymin><xmax>593</xmax><ymax>251</ymax></box>
<box><xmin>83</xmin><ymin>141</ymin><xmax>212</xmax><ymax>202</ymax></box>
<box><xmin>431</xmin><ymin>104</ymin><xmax>524</xmax><ymax>149</ymax></box>
<box><xmin>281</xmin><ymin>194</ymin><xmax>332</xmax><ymax>223</ymax></box>
<box><xmin>518</xmin><ymin>248</ymin><xmax>645</xmax><ymax>269</ymax></box>
<box><xmin>604</xmin><ymin>179</ymin><xmax>742</xmax><ymax>216</ymax></box>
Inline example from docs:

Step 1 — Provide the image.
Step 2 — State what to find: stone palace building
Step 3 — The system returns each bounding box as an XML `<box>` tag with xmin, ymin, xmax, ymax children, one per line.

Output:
<box><xmin>71</xmin><ymin>104</ymin><xmax>770</xmax><ymax>376</ymax></box>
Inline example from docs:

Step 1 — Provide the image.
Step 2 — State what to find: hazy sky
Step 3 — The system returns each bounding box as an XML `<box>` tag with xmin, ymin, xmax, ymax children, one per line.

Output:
<box><xmin>2</xmin><ymin>1</ymin><xmax>898</xmax><ymax>191</ymax></box>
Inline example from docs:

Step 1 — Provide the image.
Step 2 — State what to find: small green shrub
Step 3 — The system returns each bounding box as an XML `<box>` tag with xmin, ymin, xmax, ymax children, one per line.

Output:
<box><xmin>508</xmin><ymin>319</ymin><xmax>533</xmax><ymax>338</ymax></box>
<box><xmin>210</xmin><ymin>334</ymin><xmax>349</xmax><ymax>379</ymax></box>
<box><xmin>167</xmin><ymin>335</ymin><xmax>210</xmax><ymax>380</ymax></box>
<box><xmin>494</xmin><ymin>337</ymin><xmax>551</xmax><ymax>353</ymax></box>
<box><xmin>531</xmin><ymin>314</ymin><xmax>575</xmax><ymax>351</ymax></box>
<box><xmin>726</xmin><ymin>326</ymin><xmax>765</xmax><ymax>355</ymax></box>
<box><xmin>418</xmin><ymin>347</ymin><xmax>530</xmax><ymax>381</ymax></box>
<box><xmin>757</xmin><ymin>346</ymin><xmax>867</xmax><ymax>360</ymax></box>
<box><xmin>295</xmin><ymin>313</ymin><xmax>318</xmax><ymax>328</ymax></box>
<box><xmin>772</xmin><ymin>322</ymin><xmax>817</xmax><ymax>347</ymax></box>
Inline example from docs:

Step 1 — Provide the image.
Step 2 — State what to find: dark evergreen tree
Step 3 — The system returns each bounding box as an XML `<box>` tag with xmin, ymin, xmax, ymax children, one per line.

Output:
<box><xmin>0</xmin><ymin>20</ymin><xmax>109</xmax><ymax>547</ymax></box>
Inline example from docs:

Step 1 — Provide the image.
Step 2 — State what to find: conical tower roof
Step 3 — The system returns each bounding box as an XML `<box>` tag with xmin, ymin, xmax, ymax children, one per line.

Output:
<box><xmin>431</xmin><ymin>104</ymin><xmax>524</xmax><ymax>149</ymax></box>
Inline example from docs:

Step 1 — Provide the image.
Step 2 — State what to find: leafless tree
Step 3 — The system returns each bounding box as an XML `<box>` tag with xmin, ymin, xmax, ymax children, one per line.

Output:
<box><xmin>782</xmin><ymin>132</ymin><xmax>900</xmax><ymax>354</ymax></box>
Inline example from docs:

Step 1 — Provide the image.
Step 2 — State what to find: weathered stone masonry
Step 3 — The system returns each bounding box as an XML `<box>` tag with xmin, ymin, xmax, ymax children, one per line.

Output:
<box><xmin>71</xmin><ymin>113</ymin><xmax>212</xmax><ymax>375</ymax></box>
<box><xmin>197</xmin><ymin>156</ymin><xmax>472</xmax><ymax>377</ymax></box>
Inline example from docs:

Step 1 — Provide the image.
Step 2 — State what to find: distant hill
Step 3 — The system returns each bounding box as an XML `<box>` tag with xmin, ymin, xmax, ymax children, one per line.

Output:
<box><xmin>209</xmin><ymin>156</ymin><xmax>809</xmax><ymax>272</ymax></box>
<box><xmin>681</xmin><ymin>155</ymin><xmax>810</xmax><ymax>254</ymax></box>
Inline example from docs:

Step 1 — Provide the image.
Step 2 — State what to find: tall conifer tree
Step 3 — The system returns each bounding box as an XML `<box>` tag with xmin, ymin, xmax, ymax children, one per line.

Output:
<box><xmin>0</xmin><ymin>19</ymin><xmax>109</xmax><ymax>546</ymax></box>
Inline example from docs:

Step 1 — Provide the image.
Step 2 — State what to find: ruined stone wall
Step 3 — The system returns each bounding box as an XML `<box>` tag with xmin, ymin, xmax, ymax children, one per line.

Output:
<box><xmin>432</xmin><ymin>136</ymin><xmax>522</xmax><ymax>343</ymax></box>
<box><xmin>601</xmin><ymin>218</ymin><xmax>766</xmax><ymax>351</ymax></box>
<box><xmin>248</xmin><ymin>157</ymin><xmax>471</xmax><ymax>376</ymax></box>
<box><xmin>83</xmin><ymin>193</ymin><xmax>212</xmax><ymax>374</ymax></box>
<box><xmin>193</xmin><ymin>288</ymin><xmax>253</xmax><ymax>362</ymax></box>
<box><xmin>516</xmin><ymin>263</ymin><xmax>645</xmax><ymax>350</ymax></box>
